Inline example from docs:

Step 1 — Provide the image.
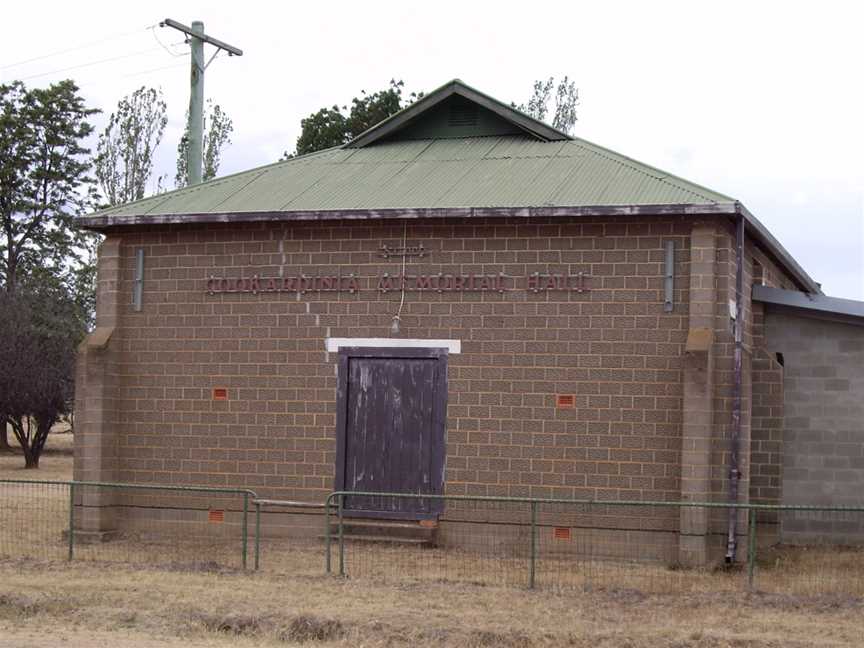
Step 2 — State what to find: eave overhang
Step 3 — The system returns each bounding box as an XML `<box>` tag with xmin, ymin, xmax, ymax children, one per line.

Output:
<box><xmin>77</xmin><ymin>200</ymin><xmax>820</xmax><ymax>295</ymax></box>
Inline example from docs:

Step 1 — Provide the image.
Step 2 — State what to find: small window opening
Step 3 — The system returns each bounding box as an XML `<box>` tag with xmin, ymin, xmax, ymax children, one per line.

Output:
<box><xmin>753</xmin><ymin>260</ymin><xmax>765</xmax><ymax>286</ymax></box>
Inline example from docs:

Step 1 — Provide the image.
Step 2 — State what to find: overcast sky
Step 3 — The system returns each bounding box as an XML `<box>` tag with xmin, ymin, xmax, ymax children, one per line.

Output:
<box><xmin>3</xmin><ymin>1</ymin><xmax>862</xmax><ymax>298</ymax></box>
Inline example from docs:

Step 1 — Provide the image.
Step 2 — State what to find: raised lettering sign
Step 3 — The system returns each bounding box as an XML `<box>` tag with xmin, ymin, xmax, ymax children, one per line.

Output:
<box><xmin>206</xmin><ymin>271</ymin><xmax>592</xmax><ymax>295</ymax></box>
<box><xmin>207</xmin><ymin>273</ymin><xmax>359</xmax><ymax>295</ymax></box>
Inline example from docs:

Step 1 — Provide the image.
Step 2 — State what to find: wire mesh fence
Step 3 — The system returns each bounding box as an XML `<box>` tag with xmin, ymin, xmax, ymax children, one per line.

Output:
<box><xmin>318</xmin><ymin>492</ymin><xmax>864</xmax><ymax>597</ymax></box>
<box><xmin>0</xmin><ymin>479</ymin><xmax>254</xmax><ymax>569</ymax></box>
<box><xmin>3</xmin><ymin>480</ymin><xmax>863</xmax><ymax>597</ymax></box>
<box><xmin>251</xmin><ymin>499</ymin><xmax>328</xmax><ymax>576</ymax></box>
<box><xmin>0</xmin><ymin>480</ymin><xmax>70</xmax><ymax>562</ymax></box>
<box><xmin>332</xmin><ymin>497</ymin><xmax>535</xmax><ymax>590</ymax></box>
<box><xmin>753</xmin><ymin>508</ymin><xmax>864</xmax><ymax>596</ymax></box>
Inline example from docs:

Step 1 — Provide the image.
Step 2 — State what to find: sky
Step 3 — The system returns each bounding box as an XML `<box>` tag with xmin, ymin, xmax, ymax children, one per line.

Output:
<box><xmin>2</xmin><ymin>0</ymin><xmax>862</xmax><ymax>299</ymax></box>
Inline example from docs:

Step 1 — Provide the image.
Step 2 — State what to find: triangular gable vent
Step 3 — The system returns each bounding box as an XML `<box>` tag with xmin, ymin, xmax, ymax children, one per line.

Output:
<box><xmin>381</xmin><ymin>95</ymin><xmax>525</xmax><ymax>141</ymax></box>
<box><xmin>448</xmin><ymin>102</ymin><xmax>478</xmax><ymax>127</ymax></box>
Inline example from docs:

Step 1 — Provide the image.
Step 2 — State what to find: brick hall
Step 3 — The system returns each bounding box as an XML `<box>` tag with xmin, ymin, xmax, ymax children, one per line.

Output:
<box><xmin>74</xmin><ymin>80</ymin><xmax>864</xmax><ymax>565</ymax></box>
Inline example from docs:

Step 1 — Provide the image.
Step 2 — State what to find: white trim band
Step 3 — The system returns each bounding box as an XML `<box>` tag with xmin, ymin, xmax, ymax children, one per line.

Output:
<box><xmin>325</xmin><ymin>338</ymin><xmax>461</xmax><ymax>354</ymax></box>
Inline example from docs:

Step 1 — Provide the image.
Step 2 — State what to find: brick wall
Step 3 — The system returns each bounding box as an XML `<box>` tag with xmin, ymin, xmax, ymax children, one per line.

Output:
<box><xmin>748</xmin><ymin>245</ymin><xmax>796</xmax><ymax>531</ymax></box>
<box><xmin>73</xmin><ymin>213</ymin><xmax>814</xmax><ymax>559</ymax></box>
<box><xmin>749</xmin><ymin>346</ymin><xmax>784</xmax><ymax>508</ymax></box>
<box><xmin>98</xmin><ymin>216</ymin><xmax>693</xmax><ymax>508</ymax></box>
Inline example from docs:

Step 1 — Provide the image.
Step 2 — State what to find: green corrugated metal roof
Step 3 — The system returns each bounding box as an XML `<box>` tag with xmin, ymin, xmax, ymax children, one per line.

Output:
<box><xmin>76</xmin><ymin>79</ymin><xmax>819</xmax><ymax>294</ymax></box>
<box><xmin>82</xmin><ymin>79</ymin><xmax>735</xmax><ymax>222</ymax></box>
<box><xmin>86</xmin><ymin>134</ymin><xmax>734</xmax><ymax>220</ymax></box>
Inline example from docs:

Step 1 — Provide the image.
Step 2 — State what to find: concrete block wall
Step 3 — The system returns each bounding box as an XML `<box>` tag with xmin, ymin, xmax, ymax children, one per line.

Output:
<box><xmin>766</xmin><ymin>314</ymin><xmax>864</xmax><ymax>501</ymax></box>
<box><xmin>763</xmin><ymin>311</ymin><xmax>864</xmax><ymax>543</ymax></box>
<box><xmin>73</xmin><ymin>236</ymin><xmax>123</xmax><ymax>535</ymax></box>
<box><xmin>678</xmin><ymin>222</ymin><xmax>717</xmax><ymax>565</ymax></box>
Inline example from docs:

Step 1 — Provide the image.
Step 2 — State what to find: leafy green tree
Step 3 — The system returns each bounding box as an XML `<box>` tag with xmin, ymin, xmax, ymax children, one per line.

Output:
<box><xmin>175</xmin><ymin>100</ymin><xmax>234</xmax><ymax>188</ymax></box>
<box><xmin>518</xmin><ymin>76</ymin><xmax>579</xmax><ymax>135</ymax></box>
<box><xmin>0</xmin><ymin>283</ymin><xmax>85</xmax><ymax>468</ymax></box>
<box><xmin>0</xmin><ymin>80</ymin><xmax>97</xmax><ymax>293</ymax></box>
<box><xmin>291</xmin><ymin>106</ymin><xmax>347</xmax><ymax>158</ymax></box>
<box><xmin>0</xmin><ymin>79</ymin><xmax>98</xmax><ymax>452</ymax></box>
<box><xmin>94</xmin><ymin>86</ymin><xmax>168</xmax><ymax>206</ymax></box>
<box><xmin>288</xmin><ymin>80</ymin><xmax>420</xmax><ymax>157</ymax></box>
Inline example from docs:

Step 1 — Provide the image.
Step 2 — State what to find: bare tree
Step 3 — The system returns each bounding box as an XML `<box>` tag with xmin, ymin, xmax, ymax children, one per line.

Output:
<box><xmin>94</xmin><ymin>86</ymin><xmax>168</xmax><ymax>206</ymax></box>
<box><xmin>175</xmin><ymin>100</ymin><xmax>234</xmax><ymax>187</ymax></box>
<box><xmin>519</xmin><ymin>76</ymin><xmax>579</xmax><ymax>135</ymax></box>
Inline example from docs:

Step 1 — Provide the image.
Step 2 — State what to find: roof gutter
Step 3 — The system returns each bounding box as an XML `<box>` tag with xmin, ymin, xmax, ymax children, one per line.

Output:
<box><xmin>78</xmin><ymin>202</ymin><xmax>739</xmax><ymax>231</ymax></box>
<box><xmin>76</xmin><ymin>201</ymin><xmax>820</xmax><ymax>294</ymax></box>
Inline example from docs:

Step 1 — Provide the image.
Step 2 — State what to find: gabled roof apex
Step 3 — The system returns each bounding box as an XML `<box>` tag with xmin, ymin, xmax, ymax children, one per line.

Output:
<box><xmin>345</xmin><ymin>78</ymin><xmax>574</xmax><ymax>148</ymax></box>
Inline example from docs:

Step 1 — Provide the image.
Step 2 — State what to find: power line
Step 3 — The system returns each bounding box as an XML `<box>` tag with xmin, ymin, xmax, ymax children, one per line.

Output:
<box><xmin>121</xmin><ymin>59</ymin><xmax>189</xmax><ymax>80</ymax></box>
<box><xmin>1</xmin><ymin>27</ymin><xmax>154</xmax><ymax>72</ymax></box>
<box><xmin>148</xmin><ymin>25</ymin><xmax>187</xmax><ymax>58</ymax></box>
<box><xmin>16</xmin><ymin>47</ymin><xmax>167</xmax><ymax>82</ymax></box>
<box><xmin>66</xmin><ymin>57</ymin><xmax>190</xmax><ymax>85</ymax></box>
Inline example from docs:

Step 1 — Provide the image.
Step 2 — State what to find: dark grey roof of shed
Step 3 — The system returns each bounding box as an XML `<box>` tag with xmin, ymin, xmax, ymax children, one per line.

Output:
<box><xmin>753</xmin><ymin>285</ymin><xmax>864</xmax><ymax>324</ymax></box>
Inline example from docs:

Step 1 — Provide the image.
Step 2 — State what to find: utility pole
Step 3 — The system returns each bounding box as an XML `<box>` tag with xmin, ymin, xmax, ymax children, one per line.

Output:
<box><xmin>160</xmin><ymin>18</ymin><xmax>242</xmax><ymax>186</ymax></box>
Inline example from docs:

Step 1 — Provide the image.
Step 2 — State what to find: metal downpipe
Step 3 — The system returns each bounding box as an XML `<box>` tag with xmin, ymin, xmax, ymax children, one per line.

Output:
<box><xmin>725</xmin><ymin>215</ymin><xmax>745</xmax><ymax>563</ymax></box>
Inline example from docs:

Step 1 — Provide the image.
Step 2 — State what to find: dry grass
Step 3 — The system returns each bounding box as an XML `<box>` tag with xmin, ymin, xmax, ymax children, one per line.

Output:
<box><xmin>2</xmin><ymin>433</ymin><xmax>864</xmax><ymax>645</ymax></box>
<box><xmin>258</xmin><ymin>536</ymin><xmax>864</xmax><ymax>598</ymax></box>
<box><xmin>2</xmin><ymin>437</ymin><xmax>864</xmax><ymax>595</ymax></box>
<box><xmin>1</xmin><ymin>557</ymin><xmax>863</xmax><ymax>647</ymax></box>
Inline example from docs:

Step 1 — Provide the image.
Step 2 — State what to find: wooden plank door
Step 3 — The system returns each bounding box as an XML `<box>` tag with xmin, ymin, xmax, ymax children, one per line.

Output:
<box><xmin>335</xmin><ymin>347</ymin><xmax>447</xmax><ymax>519</ymax></box>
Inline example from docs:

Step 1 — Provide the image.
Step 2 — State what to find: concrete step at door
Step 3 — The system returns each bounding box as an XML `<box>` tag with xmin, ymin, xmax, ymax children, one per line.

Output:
<box><xmin>327</xmin><ymin>518</ymin><xmax>438</xmax><ymax>546</ymax></box>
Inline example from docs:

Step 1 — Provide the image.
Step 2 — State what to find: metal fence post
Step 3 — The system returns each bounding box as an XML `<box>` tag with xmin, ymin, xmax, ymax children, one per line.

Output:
<box><xmin>529</xmin><ymin>500</ymin><xmax>537</xmax><ymax>589</ymax></box>
<box><xmin>67</xmin><ymin>482</ymin><xmax>75</xmax><ymax>561</ymax></box>
<box><xmin>338</xmin><ymin>493</ymin><xmax>345</xmax><ymax>577</ymax></box>
<box><xmin>242</xmin><ymin>492</ymin><xmax>249</xmax><ymax>570</ymax></box>
<box><xmin>747</xmin><ymin>508</ymin><xmax>757</xmax><ymax>590</ymax></box>
<box><xmin>325</xmin><ymin>495</ymin><xmax>332</xmax><ymax>574</ymax></box>
<box><xmin>254</xmin><ymin>500</ymin><xmax>261</xmax><ymax>571</ymax></box>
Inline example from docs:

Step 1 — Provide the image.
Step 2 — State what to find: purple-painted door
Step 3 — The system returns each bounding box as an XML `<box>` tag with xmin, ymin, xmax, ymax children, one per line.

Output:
<box><xmin>335</xmin><ymin>347</ymin><xmax>447</xmax><ymax>519</ymax></box>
